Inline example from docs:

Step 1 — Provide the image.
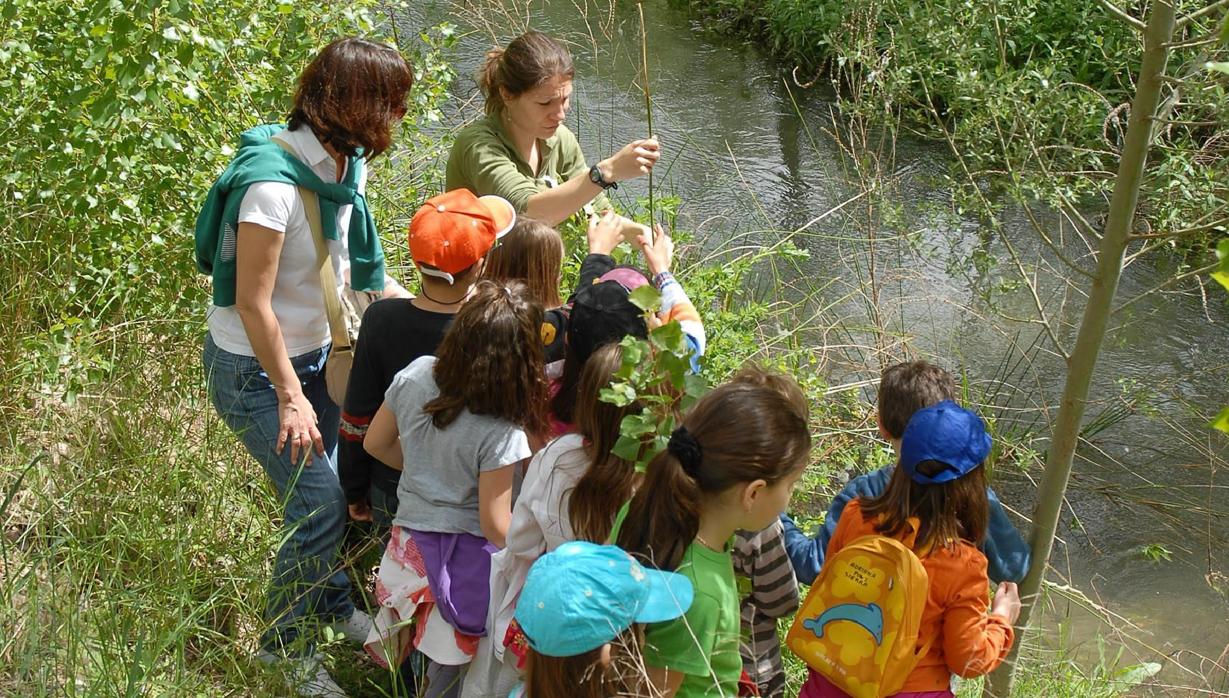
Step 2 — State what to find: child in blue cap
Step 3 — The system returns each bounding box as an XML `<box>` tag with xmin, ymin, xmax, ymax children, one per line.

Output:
<box><xmin>511</xmin><ymin>541</ymin><xmax>694</xmax><ymax>698</ymax></box>
<box><xmin>798</xmin><ymin>401</ymin><xmax>1021</xmax><ymax>698</ymax></box>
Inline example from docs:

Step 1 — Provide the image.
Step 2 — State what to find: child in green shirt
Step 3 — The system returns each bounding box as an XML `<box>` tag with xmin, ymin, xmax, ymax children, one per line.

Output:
<box><xmin>615</xmin><ymin>368</ymin><xmax>813</xmax><ymax>697</ymax></box>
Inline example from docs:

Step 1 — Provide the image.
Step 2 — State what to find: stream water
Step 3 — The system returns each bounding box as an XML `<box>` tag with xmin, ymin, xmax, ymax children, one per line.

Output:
<box><xmin>399</xmin><ymin>0</ymin><xmax>1229</xmax><ymax>686</ymax></box>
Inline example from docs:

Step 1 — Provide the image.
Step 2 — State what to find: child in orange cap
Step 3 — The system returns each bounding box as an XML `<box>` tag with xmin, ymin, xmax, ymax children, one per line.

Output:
<box><xmin>340</xmin><ymin>188</ymin><xmax>513</xmax><ymax>532</ymax></box>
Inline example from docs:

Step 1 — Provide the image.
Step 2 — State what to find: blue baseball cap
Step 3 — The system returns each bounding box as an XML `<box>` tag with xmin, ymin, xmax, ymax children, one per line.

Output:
<box><xmin>899</xmin><ymin>400</ymin><xmax>992</xmax><ymax>485</ymax></box>
<box><xmin>515</xmin><ymin>541</ymin><xmax>694</xmax><ymax>657</ymax></box>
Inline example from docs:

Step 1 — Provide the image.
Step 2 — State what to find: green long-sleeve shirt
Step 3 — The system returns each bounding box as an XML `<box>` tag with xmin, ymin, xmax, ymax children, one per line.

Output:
<box><xmin>444</xmin><ymin>114</ymin><xmax>610</xmax><ymax>215</ymax></box>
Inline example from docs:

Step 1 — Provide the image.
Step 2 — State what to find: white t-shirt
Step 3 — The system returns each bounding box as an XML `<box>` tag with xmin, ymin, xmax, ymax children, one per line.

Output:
<box><xmin>206</xmin><ymin>127</ymin><xmax>364</xmax><ymax>357</ymax></box>
<box><xmin>463</xmin><ymin>433</ymin><xmax>589</xmax><ymax>698</ymax></box>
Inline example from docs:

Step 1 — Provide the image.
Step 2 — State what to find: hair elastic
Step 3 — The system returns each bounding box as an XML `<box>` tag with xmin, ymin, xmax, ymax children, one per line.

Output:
<box><xmin>668</xmin><ymin>426</ymin><xmax>703</xmax><ymax>476</ymax></box>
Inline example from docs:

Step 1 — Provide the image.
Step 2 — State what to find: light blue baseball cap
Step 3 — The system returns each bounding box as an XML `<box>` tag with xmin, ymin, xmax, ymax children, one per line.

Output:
<box><xmin>515</xmin><ymin>541</ymin><xmax>694</xmax><ymax>657</ymax></box>
<box><xmin>900</xmin><ymin>400</ymin><xmax>992</xmax><ymax>485</ymax></box>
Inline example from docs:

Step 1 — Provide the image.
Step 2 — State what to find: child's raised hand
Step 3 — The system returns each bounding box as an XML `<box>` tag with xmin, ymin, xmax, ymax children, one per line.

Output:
<box><xmin>587</xmin><ymin>210</ymin><xmax>623</xmax><ymax>255</ymax></box>
<box><xmin>992</xmin><ymin>581</ymin><xmax>1022</xmax><ymax>624</ymax></box>
<box><xmin>637</xmin><ymin>223</ymin><xmax>673</xmax><ymax>277</ymax></box>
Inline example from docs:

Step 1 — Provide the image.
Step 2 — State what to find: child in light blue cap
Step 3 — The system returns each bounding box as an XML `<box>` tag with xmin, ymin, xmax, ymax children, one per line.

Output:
<box><xmin>510</xmin><ymin>540</ymin><xmax>694</xmax><ymax>698</ymax></box>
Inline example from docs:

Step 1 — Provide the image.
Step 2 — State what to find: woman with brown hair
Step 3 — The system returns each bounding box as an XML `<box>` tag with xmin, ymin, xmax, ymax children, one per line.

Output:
<box><xmin>463</xmin><ymin>342</ymin><xmax>643</xmax><ymax>697</ymax></box>
<box><xmin>195</xmin><ymin>37</ymin><xmax>413</xmax><ymax>697</ymax></box>
<box><xmin>445</xmin><ymin>30</ymin><xmax>659</xmax><ymax>227</ymax></box>
<box><xmin>361</xmin><ymin>281</ymin><xmax>549</xmax><ymax>698</ymax></box>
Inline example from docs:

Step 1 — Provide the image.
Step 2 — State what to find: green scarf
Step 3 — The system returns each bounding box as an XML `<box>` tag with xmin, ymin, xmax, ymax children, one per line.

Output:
<box><xmin>194</xmin><ymin>123</ymin><xmax>385</xmax><ymax>306</ymax></box>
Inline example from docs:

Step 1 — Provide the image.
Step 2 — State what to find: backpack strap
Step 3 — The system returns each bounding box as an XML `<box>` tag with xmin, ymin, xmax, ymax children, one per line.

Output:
<box><xmin>272</xmin><ymin>138</ymin><xmax>350</xmax><ymax>352</ymax></box>
<box><xmin>899</xmin><ymin>516</ymin><xmax>939</xmax><ymax>665</ymax></box>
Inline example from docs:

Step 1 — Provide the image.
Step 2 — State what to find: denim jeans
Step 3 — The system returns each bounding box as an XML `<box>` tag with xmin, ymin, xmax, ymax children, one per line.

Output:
<box><xmin>202</xmin><ymin>333</ymin><xmax>354</xmax><ymax>656</ymax></box>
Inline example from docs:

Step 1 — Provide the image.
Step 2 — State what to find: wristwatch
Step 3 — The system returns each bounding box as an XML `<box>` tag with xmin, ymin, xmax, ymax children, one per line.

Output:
<box><xmin>588</xmin><ymin>164</ymin><xmax>618</xmax><ymax>190</ymax></box>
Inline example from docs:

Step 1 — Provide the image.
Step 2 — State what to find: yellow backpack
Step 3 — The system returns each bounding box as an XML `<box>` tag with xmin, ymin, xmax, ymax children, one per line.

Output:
<box><xmin>786</xmin><ymin>529</ymin><xmax>931</xmax><ymax>698</ymax></box>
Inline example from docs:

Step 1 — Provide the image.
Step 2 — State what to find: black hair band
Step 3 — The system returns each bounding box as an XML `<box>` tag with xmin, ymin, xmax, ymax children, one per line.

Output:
<box><xmin>668</xmin><ymin>426</ymin><xmax>703</xmax><ymax>476</ymax></box>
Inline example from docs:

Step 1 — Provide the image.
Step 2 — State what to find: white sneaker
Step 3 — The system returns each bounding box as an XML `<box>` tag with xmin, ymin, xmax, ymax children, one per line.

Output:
<box><xmin>256</xmin><ymin>650</ymin><xmax>349</xmax><ymax>698</ymax></box>
<box><xmin>327</xmin><ymin>608</ymin><xmax>373</xmax><ymax>645</ymax></box>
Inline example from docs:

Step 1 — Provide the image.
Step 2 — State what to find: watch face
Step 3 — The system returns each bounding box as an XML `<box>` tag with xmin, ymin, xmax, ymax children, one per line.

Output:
<box><xmin>588</xmin><ymin>165</ymin><xmax>602</xmax><ymax>185</ymax></box>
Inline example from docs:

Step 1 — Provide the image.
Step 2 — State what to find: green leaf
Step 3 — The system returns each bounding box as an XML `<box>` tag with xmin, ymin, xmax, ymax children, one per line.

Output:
<box><xmin>1211</xmin><ymin>238</ymin><xmax>1229</xmax><ymax>292</ymax></box>
<box><xmin>628</xmin><ymin>284</ymin><xmax>662</xmax><ymax>313</ymax></box>
<box><xmin>1113</xmin><ymin>661</ymin><xmax>1161</xmax><ymax>687</ymax></box>
<box><xmin>1221</xmin><ymin>13</ymin><xmax>1229</xmax><ymax>46</ymax></box>
<box><xmin>649</xmin><ymin>320</ymin><xmax>685</xmax><ymax>354</ymax></box>
<box><xmin>1210</xmin><ymin>407</ymin><xmax>1229</xmax><ymax>435</ymax></box>
<box><xmin>618</xmin><ymin>413</ymin><xmax>658</xmax><ymax>438</ymax></box>
<box><xmin>612</xmin><ymin>434</ymin><xmax>642</xmax><ymax>462</ymax></box>
<box><xmin>1206</xmin><ymin>61</ymin><xmax>1229</xmax><ymax>76</ymax></box>
<box><xmin>599</xmin><ymin>382</ymin><xmax>637</xmax><ymax>407</ymax></box>
<box><xmin>619</xmin><ymin>335</ymin><xmax>646</xmax><ymax>366</ymax></box>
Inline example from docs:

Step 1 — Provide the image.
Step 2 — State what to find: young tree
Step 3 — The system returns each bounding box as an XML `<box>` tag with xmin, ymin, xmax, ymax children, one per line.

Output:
<box><xmin>982</xmin><ymin>1</ymin><xmax>1227</xmax><ymax>694</ymax></box>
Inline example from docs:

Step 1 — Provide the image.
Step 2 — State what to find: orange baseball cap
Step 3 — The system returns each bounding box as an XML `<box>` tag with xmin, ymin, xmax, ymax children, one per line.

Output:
<box><xmin>409</xmin><ymin>189</ymin><xmax>516</xmax><ymax>283</ymax></box>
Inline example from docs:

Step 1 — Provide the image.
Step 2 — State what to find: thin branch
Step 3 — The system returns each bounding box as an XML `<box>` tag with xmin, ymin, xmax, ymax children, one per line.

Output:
<box><xmin>1129</xmin><ymin>217</ymin><xmax>1229</xmax><ymax>238</ymax></box>
<box><xmin>1113</xmin><ymin>261</ymin><xmax>1219</xmax><ymax>312</ymax></box>
<box><xmin>1176</xmin><ymin>0</ymin><xmax>1229</xmax><ymax>29</ymax></box>
<box><xmin>918</xmin><ymin>76</ymin><xmax>1071</xmax><ymax>361</ymax></box>
<box><xmin>1098</xmin><ymin>0</ymin><xmax>1147</xmax><ymax>30</ymax></box>
<box><xmin>1018</xmin><ymin>194</ymin><xmax>1097</xmax><ymax>279</ymax></box>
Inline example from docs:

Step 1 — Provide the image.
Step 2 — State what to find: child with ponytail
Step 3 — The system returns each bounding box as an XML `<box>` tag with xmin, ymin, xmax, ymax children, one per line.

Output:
<box><xmin>615</xmin><ymin>369</ymin><xmax>813</xmax><ymax>697</ymax></box>
<box><xmin>362</xmin><ymin>281</ymin><xmax>549</xmax><ymax>697</ymax></box>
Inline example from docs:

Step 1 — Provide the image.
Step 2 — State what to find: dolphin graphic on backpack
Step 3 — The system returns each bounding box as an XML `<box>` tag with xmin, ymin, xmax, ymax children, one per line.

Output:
<box><xmin>786</xmin><ymin>531</ymin><xmax>932</xmax><ymax>698</ymax></box>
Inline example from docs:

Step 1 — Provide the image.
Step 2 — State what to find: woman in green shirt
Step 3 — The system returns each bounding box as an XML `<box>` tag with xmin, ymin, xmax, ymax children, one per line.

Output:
<box><xmin>446</xmin><ymin>31</ymin><xmax>659</xmax><ymax>226</ymax></box>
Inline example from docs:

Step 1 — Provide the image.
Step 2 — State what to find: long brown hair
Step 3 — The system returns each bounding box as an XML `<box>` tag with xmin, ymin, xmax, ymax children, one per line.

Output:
<box><xmin>615</xmin><ymin>376</ymin><xmax>812</xmax><ymax>571</ymax></box>
<box><xmin>288</xmin><ymin>37</ymin><xmax>412</xmax><ymax>160</ymax></box>
<box><xmin>523</xmin><ymin>627</ymin><xmax>647</xmax><ymax>698</ymax></box>
<box><xmin>479</xmin><ymin>31</ymin><xmax>575</xmax><ymax>116</ymax></box>
<box><xmin>424</xmin><ymin>281</ymin><xmax>548</xmax><ymax>435</ymax></box>
<box><xmin>482</xmin><ymin>218</ymin><xmax>564</xmax><ymax>308</ymax></box>
<box><xmin>567</xmin><ymin>344</ymin><xmax>642</xmax><ymax>543</ymax></box>
<box><xmin>861</xmin><ymin>462</ymin><xmax>989</xmax><ymax>552</ymax></box>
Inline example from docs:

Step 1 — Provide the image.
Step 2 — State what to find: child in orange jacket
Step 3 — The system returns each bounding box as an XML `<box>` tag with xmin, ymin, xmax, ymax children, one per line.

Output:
<box><xmin>799</xmin><ymin>401</ymin><xmax>1022</xmax><ymax>698</ymax></box>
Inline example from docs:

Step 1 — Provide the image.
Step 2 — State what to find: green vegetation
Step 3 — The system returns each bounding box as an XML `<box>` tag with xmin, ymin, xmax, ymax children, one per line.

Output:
<box><xmin>0</xmin><ymin>0</ymin><xmax>1206</xmax><ymax>695</ymax></box>
<box><xmin>689</xmin><ymin>0</ymin><xmax>1228</xmax><ymax>259</ymax></box>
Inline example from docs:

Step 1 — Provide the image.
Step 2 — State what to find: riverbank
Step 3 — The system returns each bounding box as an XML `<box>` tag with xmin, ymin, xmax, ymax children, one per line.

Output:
<box><xmin>0</xmin><ymin>0</ymin><xmax>1218</xmax><ymax>695</ymax></box>
<box><xmin>685</xmin><ymin>0</ymin><xmax>1228</xmax><ymax>259</ymax></box>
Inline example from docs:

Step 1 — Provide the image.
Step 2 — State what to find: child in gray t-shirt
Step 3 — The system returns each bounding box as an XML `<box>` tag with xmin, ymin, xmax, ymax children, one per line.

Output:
<box><xmin>361</xmin><ymin>281</ymin><xmax>551</xmax><ymax>692</ymax></box>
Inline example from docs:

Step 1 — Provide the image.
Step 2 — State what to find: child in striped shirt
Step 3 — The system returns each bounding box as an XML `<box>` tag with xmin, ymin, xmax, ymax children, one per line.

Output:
<box><xmin>731</xmin><ymin>367</ymin><xmax>808</xmax><ymax>697</ymax></box>
<box><xmin>733</xmin><ymin>520</ymin><xmax>799</xmax><ymax>697</ymax></box>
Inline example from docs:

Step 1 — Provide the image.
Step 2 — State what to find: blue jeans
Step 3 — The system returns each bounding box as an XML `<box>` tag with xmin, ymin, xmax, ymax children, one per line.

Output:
<box><xmin>202</xmin><ymin>333</ymin><xmax>354</xmax><ymax>656</ymax></box>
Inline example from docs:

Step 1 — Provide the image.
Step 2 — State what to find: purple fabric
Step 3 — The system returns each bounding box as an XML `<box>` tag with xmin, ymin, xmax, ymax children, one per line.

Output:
<box><xmin>409</xmin><ymin>529</ymin><xmax>498</xmax><ymax>636</ymax></box>
<box><xmin>799</xmin><ymin>670</ymin><xmax>953</xmax><ymax>698</ymax></box>
<box><xmin>598</xmin><ymin>267</ymin><xmax>649</xmax><ymax>291</ymax></box>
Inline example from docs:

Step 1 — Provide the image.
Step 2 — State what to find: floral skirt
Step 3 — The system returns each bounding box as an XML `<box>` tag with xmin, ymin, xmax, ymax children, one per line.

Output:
<box><xmin>364</xmin><ymin>526</ymin><xmax>481</xmax><ymax>668</ymax></box>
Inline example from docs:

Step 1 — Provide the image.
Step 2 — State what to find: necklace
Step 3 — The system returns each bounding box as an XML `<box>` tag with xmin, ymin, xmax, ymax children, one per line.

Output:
<box><xmin>419</xmin><ymin>287</ymin><xmax>465</xmax><ymax>306</ymax></box>
<box><xmin>695</xmin><ymin>533</ymin><xmax>723</xmax><ymax>552</ymax></box>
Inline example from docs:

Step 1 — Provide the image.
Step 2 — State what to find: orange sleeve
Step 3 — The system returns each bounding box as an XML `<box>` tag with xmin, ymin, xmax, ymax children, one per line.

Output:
<box><xmin>939</xmin><ymin>552</ymin><xmax>1016</xmax><ymax>678</ymax></box>
<box><xmin>825</xmin><ymin>499</ymin><xmax>859</xmax><ymax>561</ymax></box>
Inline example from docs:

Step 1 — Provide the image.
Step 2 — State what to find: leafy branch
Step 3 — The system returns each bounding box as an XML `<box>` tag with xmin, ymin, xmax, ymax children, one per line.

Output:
<box><xmin>599</xmin><ymin>285</ymin><xmax>709</xmax><ymax>472</ymax></box>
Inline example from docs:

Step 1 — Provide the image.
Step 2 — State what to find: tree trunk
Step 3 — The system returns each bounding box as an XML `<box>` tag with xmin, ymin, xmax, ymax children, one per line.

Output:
<box><xmin>983</xmin><ymin>3</ymin><xmax>1177</xmax><ymax>696</ymax></box>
